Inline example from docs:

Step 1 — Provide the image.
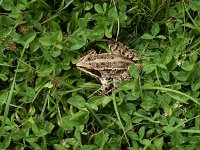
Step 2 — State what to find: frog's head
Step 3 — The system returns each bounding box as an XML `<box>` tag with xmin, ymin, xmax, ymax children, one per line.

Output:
<box><xmin>76</xmin><ymin>54</ymin><xmax>101</xmax><ymax>79</ymax></box>
<box><xmin>76</xmin><ymin>54</ymin><xmax>93</xmax><ymax>69</ymax></box>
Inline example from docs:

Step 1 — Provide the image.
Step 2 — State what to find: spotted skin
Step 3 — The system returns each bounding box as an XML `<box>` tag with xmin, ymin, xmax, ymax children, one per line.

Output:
<box><xmin>76</xmin><ymin>39</ymin><xmax>140</xmax><ymax>95</ymax></box>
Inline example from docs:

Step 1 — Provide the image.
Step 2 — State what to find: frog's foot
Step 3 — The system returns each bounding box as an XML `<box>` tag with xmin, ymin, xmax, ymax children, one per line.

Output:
<box><xmin>87</xmin><ymin>49</ymin><xmax>97</xmax><ymax>55</ymax></box>
<box><xmin>98</xmin><ymin>85</ymin><xmax>116</xmax><ymax>95</ymax></box>
<box><xmin>97</xmin><ymin>79</ymin><xmax>117</xmax><ymax>95</ymax></box>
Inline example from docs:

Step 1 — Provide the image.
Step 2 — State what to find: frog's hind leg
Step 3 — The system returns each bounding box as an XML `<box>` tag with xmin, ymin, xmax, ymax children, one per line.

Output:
<box><xmin>107</xmin><ymin>39</ymin><xmax>139</xmax><ymax>61</ymax></box>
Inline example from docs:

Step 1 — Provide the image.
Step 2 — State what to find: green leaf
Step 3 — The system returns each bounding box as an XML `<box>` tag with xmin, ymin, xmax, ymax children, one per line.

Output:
<box><xmin>101</xmin><ymin>96</ymin><xmax>112</xmax><ymax>107</ymax></box>
<box><xmin>39</xmin><ymin>31</ymin><xmax>62</xmax><ymax>46</ymax></box>
<box><xmin>1</xmin><ymin>16</ymin><xmax>16</xmax><ymax>26</ymax></box>
<box><xmin>127</xmin><ymin>131</ymin><xmax>139</xmax><ymax>141</ymax></box>
<box><xmin>78</xmin><ymin>19</ymin><xmax>88</xmax><ymax>29</ymax></box>
<box><xmin>168</xmin><ymin>92</ymin><xmax>189</xmax><ymax>104</ymax></box>
<box><xmin>108</xmin><ymin>7</ymin><xmax>118</xmax><ymax>21</ymax></box>
<box><xmin>129</xmin><ymin>64</ymin><xmax>139</xmax><ymax>79</ymax></box>
<box><xmin>119</xmin><ymin>80</ymin><xmax>135</xmax><ymax>91</ymax></box>
<box><xmin>28</xmin><ymin>106</ymin><xmax>36</xmax><ymax>115</ymax></box>
<box><xmin>163</xmin><ymin>126</ymin><xmax>176</xmax><ymax>133</ymax></box>
<box><xmin>37</xmin><ymin>0</ymin><xmax>51</xmax><ymax>10</ymax></box>
<box><xmin>172</xmin><ymin>71</ymin><xmax>189</xmax><ymax>81</ymax></box>
<box><xmin>71</xmin><ymin>43</ymin><xmax>85</xmax><ymax>50</ymax></box>
<box><xmin>157</xmin><ymin>64</ymin><xmax>167</xmax><ymax>69</ymax></box>
<box><xmin>37</xmin><ymin>65</ymin><xmax>54</xmax><ymax>77</ymax></box>
<box><xmin>0</xmin><ymin>134</ymin><xmax>11</xmax><ymax>149</ymax></box>
<box><xmin>88</xmin><ymin>96</ymin><xmax>105</xmax><ymax>106</ymax></box>
<box><xmin>67</xmin><ymin>95</ymin><xmax>86</xmax><ymax>108</ymax></box>
<box><xmin>87</xmin><ymin>24</ymin><xmax>104</xmax><ymax>40</ymax></box>
<box><xmin>103</xmin><ymin>3</ymin><xmax>107</xmax><ymax>12</ymax></box>
<box><xmin>84</xmin><ymin>13</ymin><xmax>92</xmax><ymax>22</ymax></box>
<box><xmin>74</xmin><ymin>128</ymin><xmax>81</xmax><ymax>144</ymax></box>
<box><xmin>140</xmin><ymin>97</ymin><xmax>155</xmax><ymax>111</ymax></box>
<box><xmin>48</xmin><ymin>21</ymin><xmax>61</xmax><ymax>31</ymax></box>
<box><xmin>70</xmin><ymin>111</ymin><xmax>89</xmax><ymax>125</ymax></box>
<box><xmin>139</xmin><ymin>126</ymin><xmax>145</xmax><ymax>139</ymax></box>
<box><xmin>65</xmin><ymin>138</ymin><xmax>78</xmax><ymax>146</ymax></box>
<box><xmin>189</xmin><ymin>52</ymin><xmax>198</xmax><ymax>63</ymax></box>
<box><xmin>140</xmin><ymin>139</ymin><xmax>151</xmax><ymax>146</ymax></box>
<box><xmin>156</xmin><ymin>35</ymin><xmax>166</xmax><ymax>39</ymax></box>
<box><xmin>51</xmin><ymin>48</ymin><xmax>61</xmax><ymax>57</ymax></box>
<box><xmin>151</xmin><ymin>23</ymin><xmax>160</xmax><ymax>36</ymax></box>
<box><xmin>26</xmin><ymin>138</ymin><xmax>43</xmax><ymax>150</ymax></box>
<box><xmin>30</xmin><ymin>38</ymin><xmax>40</xmax><ymax>52</ymax></box>
<box><xmin>0</xmin><ymin>73</ymin><xmax>8</xmax><ymax>81</ymax></box>
<box><xmin>127</xmin><ymin>6</ymin><xmax>138</xmax><ymax>14</ymax></box>
<box><xmin>171</xmin><ymin>132</ymin><xmax>185</xmax><ymax>145</ymax></box>
<box><xmin>181</xmin><ymin>61</ymin><xmax>194</xmax><ymax>71</ymax></box>
<box><xmin>84</xmin><ymin>2</ymin><xmax>93</xmax><ymax>11</ymax></box>
<box><xmin>26</xmin><ymin>87</ymin><xmax>36</xmax><ymax>99</ymax></box>
<box><xmin>43</xmin><ymin>51</ymin><xmax>55</xmax><ymax>63</ymax></box>
<box><xmin>1</xmin><ymin>0</ymin><xmax>15</xmax><ymax>11</ymax></box>
<box><xmin>189</xmin><ymin>1</ymin><xmax>200</xmax><ymax>11</ymax></box>
<box><xmin>143</xmin><ymin>63</ymin><xmax>156</xmax><ymax>74</ymax></box>
<box><xmin>153</xmin><ymin>137</ymin><xmax>164</xmax><ymax>149</ymax></box>
<box><xmin>85</xmin><ymin>103</ymin><xmax>98</xmax><ymax>111</ymax></box>
<box><xmin>161</xmin><ymin>48</ymin><xmax>174</xmax><ymax>64</ymax></box>
<box><xmin>69</xmin><ymin>35</ymin><xmax>86</xmax><ymax>50</ymax></box>
<box><xmin>191</xmin><ymin>80</ymin><xmax>200</xmax><ymax>91</ymax></box>
<box><xmin>54</xmin><ymin>144</ymin><xmax>66</xmax><ymax>150</ymax></box>
<box><xmin>80</xmin><ymin>145</ymin><xmax>99</xmax><ymax>150</ymax></box>
<box><xmin>69</xmin><ymin>11</ymin><xmax>79</xmax><ymax>33</ymax></box>
<box><xmin>24</xmin><ymin>32</ymin><xmax>37</xmax><ymax>48</ymax></box>
<box><xmin>0</xmin><ymin>92</ymin><xmax>8</xmax><ymax>104</ymax></box>
<box><xmin>126</xmin><ymin>92</ymin><xmax>140</xmax><ymax>100</ymax></box>
<box><xmin>161</xmin><ymin>69</ymin><xmax>170</xmax><ymax>82</ymax></box>
<box><xmin>141</xmin><ymin>33</ymin><xmax>154</xmax><ymax>40</ymax></box>
<box><xmin>31</xmin><ymin>123</ymin><xmax>48</xmax><ymax>137</ymax></box>
<box><xmin>146</xmin><ymin>128</ymin><xmax>156</xmax><ymax>137</ymax></box>
<box><xmin>39</xmin><ymin>35</ymin><xmax>53</xmax><ymax>46</ymax></box>
<box><xmin>182</xmin><ymin>23</ymin><xmax>195</xmax><ymax>29</ymax></box>
<box><xmin>57</xmin><ymin>31</ymin><xmax>63</xmax><ymax>42</ymax></box>
<box><xmin>44</xmin><ymin>122</ymin><xmax>55</xmax><ymax>133</ymax></box>
<box><xmin>58</xmin><ymin>116</ymin><xmax>75</xmax><ymax>131</ymax></box>
<box><xmin>94</xmin><ymin>131</ymin><xmax>109</xmax><ymax>147</ymax></box>
<box><xmin>94</xmin><ymin>4</ymin><xmax>104</xmax><ymax>13</ymax></box>
<box><xmin>119</xmin><ymin>11</ymin><xmax>128</xmax><ymax>22</ymax></box>
<box><xmin>105</xmin><ymin>25</ymin><xmax>112</xmax><ymax>38</ymax></box>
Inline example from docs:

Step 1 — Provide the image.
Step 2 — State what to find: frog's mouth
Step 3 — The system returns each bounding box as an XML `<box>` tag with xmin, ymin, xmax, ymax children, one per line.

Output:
<box><xmin>76</xmin><ymin>66</ymin><xmax>101</xmax><ymax>80</ymax></box>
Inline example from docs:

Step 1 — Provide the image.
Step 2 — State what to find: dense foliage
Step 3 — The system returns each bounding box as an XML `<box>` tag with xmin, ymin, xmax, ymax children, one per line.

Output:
<box><xmin>0</xmin><ymin>0</ymin><xmax>200</xmax><ymax>149</ymax></box>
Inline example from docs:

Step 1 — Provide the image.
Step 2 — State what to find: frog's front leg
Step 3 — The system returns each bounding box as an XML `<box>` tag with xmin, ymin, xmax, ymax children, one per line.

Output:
<box><xmin>98</xmin><ymin>78</ymin><xmax>111</xmax><ymax>95</ymax></box>
<box><xmin>97</xmin><ymin>74</ymin><xmax>116</xmax><ymax>95</ymax></box>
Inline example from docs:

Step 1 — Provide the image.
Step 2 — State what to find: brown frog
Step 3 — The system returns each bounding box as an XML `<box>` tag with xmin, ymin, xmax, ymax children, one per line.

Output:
<box><xmin>76</xmin><ymin>39</ymin><xmax>140</xmax><ymax>94</ymax></box>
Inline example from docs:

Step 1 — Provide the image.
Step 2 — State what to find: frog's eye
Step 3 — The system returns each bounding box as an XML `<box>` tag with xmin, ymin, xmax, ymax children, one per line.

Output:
<box><xmin>121</xmin><ymin>51</ymin><xmax>125</xmax><ymax>55</ymax></box>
